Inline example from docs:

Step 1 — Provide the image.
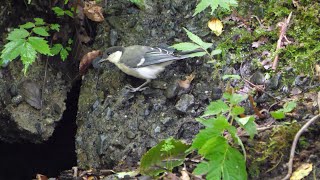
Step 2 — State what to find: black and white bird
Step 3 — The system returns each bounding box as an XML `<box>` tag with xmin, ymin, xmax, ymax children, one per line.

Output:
<box><xmin>97</xmin><ymin>45</ymin><xmax>200</xmax><ymax>92</ymax></box>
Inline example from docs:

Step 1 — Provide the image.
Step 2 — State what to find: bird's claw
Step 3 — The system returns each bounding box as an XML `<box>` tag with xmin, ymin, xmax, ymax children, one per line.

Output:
<box><xmin>124</xmin><ymin>85</ymin><xmax>148</xmax><ymax>92</ymax></box>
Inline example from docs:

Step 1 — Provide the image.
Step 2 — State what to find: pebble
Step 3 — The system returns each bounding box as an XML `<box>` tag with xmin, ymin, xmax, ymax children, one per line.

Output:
<box><xmin>175</xmin><ymin>94</ymin><xmax>195</xmax><ymax>113</ymax></box>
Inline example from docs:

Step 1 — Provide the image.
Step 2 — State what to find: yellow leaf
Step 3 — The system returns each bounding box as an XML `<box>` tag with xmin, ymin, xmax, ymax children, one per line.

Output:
<box><xmin>208</xmin><ymin>18</ymin><xmax>223</xmax><ymax>36</ymax></box>
<box><xmin>290</xmin><ymin>163</ymin><xmax>313</xmax><ymax>180</ymax></box>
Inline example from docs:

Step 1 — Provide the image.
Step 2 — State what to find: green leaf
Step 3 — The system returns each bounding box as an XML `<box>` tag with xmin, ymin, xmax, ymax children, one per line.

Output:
<box><xmin>32</xmin><ymin>27</ymin><xmax>50</xmax><ymax>36</ymax></box>
<box><xmin>197</xmin><ymin>115</ymin><xmax>229</xmax><ymax>129</ymax></box>
<box><xmin>193</xmin><ymin>0</ymin><xmax>211</xmax><ymax>16</ymax></box>
<box><xmin>193</xmin><ymin>161</ymin><xmax>210</xmax><ymax>175</ymax></box>
<box><xmin>183</xmin><ymin>28</ymin><xmax>213</xmax><ymax>49</ymax></box>
<box><xmin>191</xmin><ymin>128</ymin><xmax>220</xmax><ymax>150</ymax></box>
<box><xmin>271</xmin><ymin>110</ymin><xmax>285</xmax><ymax>119</ymax></box>
<box><xmin>237</xmin><ymin>116</ymin><xmax>251</xmax><ymax>126</ymax></box>
<box><xmin>28</xmin><ymin>37</ymin><xmax>51</xmax><ymax>55</ymax></box>
<box><xmin>243</xmin><ymin>117</ymin><xmax>257</xmax><ymax>139</ymax></box>
<box><xmin>231</xmin><ymin>106</ymin><xmax>245</xmax><ymax>116</ymax></box>
<box><xmin>7</xmin><ymin>28</ymin><xmax>30</xmax><ymax>40</ymax></box>
<box><xmin>51</xmin><ymin>43</ymin><xmax>63</xmax><ymax>55</ymax></box>
<box><xmin>230</xmin><ymin>93</ymin><xmax>248</xmax><ymax>105</ymax></box>
<box><xmin>202</xmin><ymin>100</ymin><xmax>229</xmax><ymax>117</ymax></box>
<box><xmin>140</xmin><ymin>138</ymin><xmax>190</xmax><ymax>176</ymax></box>
<box><xmin>64</xmin><ymin>0</ymin><xmax>69</xmax><ymax>4</ymax></box>
<box><xmin>185</xmin><ymin>51</ymin><xmax>207</xmax><ymax>58</ymax></box>
<box><xmin>1</xmin><ymin>39</ymin><xmax>25</xmax><ymax>61</ymax></box>
<box><xmin>211</xmin><ymin>49</ymin><xmax>222</xmax><ymax>56</ymax></box>
<box><xmin>68</xmin><ymin>39</ymin><xmax>73</xmax><ymax>44</ymax></box>
<box><xmin>20</xmin><ymin>42</ymin><xmax>37</xmax><ymax>74</ymax></box>
<box><xmin>171</xmin><ymin>42</ymin><xmax>201</xmax><ymax>52</ymax></box>
<box><xmin>20</xmin><ymin>22</ymin><xmax>35</xmax><ymax>29</ymax></box>
<box><xmin>283</xmin><ymin>101</ymin><xmax>297</xmax><ymax>113</ymax></box>
<box><xmin>34</xmin><ymin>18</ymin><xmax>45</xmax><ymax>26</ymax></box>
<box><xmin>222</xmin><ymin>74</ymin><xmax>241</xmax><ymax>80</ymax></box>
<box><xmin>52</xmin><ymin>7</ymin><xmax>65</xmax><ymax>16</ymax></box>
<box><xmin>64</xmin><ymin>10</ymin><xmax>74</xmax><ymax>18</ymax></box>
<box><xmin>60</xmin><ymin>48</ymin><xmax>69</xmax><ymax>61</ymax></box>
<box><xmin>50</xmin><ymin>24</ymin><xmax>60</xmax><ymax>32</ymax></box>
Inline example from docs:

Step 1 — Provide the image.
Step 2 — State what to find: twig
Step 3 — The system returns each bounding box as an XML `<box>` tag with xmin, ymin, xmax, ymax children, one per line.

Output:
<box><xmin>243</xmin><ymin>78</ymin><xmax>280</xmax><ymax>101</ymax></box>
<box><xmin>248</xmin><ymin>95</ymin><xmax>265</xmax><ymax>119</ymax></box>
<box><xmin>272</xmin><ymin>12</ymin><xmax>293</xmax><ymax>70</ymax></box>
<box><xmin>282</xmin><ymin>114</ymin><xmax>320</xmax><ymax>180</ymax></box>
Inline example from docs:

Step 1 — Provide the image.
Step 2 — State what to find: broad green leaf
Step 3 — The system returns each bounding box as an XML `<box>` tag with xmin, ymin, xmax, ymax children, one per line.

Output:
<box><xmin>194</xmin><ymin>0</ymin><xmax>238</xmax><ymax>16</ymax></box>
<box><xmin>202</xmin><ymin>100</ymin><xmax>229</xmax><ymax>117</ymax></box>
<box><xmin>7</xmin><ymin>28</ymin><xmax>30</xmax><ymax>40</ymax></box>
<box><xmin>34</xmin><ymin>18</ymin><xmax>45</xmax><ymax>25</ymax></box>
<box><xmin>211</xmin><ymin>49</ymin><xmax>222</xmax><ymax>56</ymax></box>
<box><xmin>28</xmin><ymin>37</ymin><xmax>51</xmax><ymax>55</ymax></box>
<box><xmin>231</xmin><ymin>106</ymin><xmax>245</xmax><ymax>116</ymax></box>
<box><xmin>183</xmin><ymin>28</ymin><xmax>213</xmax><ymax>49</ymax></box>
<box><xmin>227</xmin><ymin>126</ymin><xmax>247</xmax><ymax>159</ymax></box>
<box><xmin>20</xmin><ymin>42</ymin><xmax>37</xmax><ymax>74</ymax></box>
<box><xmin>140</xmin><ymin>138</ymin><xmax>190</xmax><ymax>176</ymax></box>
<box><xmin>52</xmin><ymin>7</ymin><xmax>65</xmax><ymax>16</ymax></box>
<box><xmin>171</xmin><ymin>42</ymin><xmax>201</xmax><ymax>52</ymax></box>
<box><xmin>1</xmin><ymin>39</ymin><xmax>25</xmax><ymax>60</ymax></box>
<box><xmin>237</xmin><ymin>116</ymin><xmax>252</xmax><ymax>126</ymax></box>
<box><xmin>193</xmin><ymin>161</ymin><xmax>210</xmax><ymax>175</ymax></box>
<box><xmin>197</xmin><ymin>115</ymin><xmax>229</xmax><ymax>129</ymax></box>
<box><xmin>33</xmin><ymin>27</ymin><xmax>50</xmax><ymax>36</ymax></box>
<box><xmin>64</xmin><ymin>0</ymin><xmax>69</xmax><ymax>4</ymax></box>
<box><xmin>283</xmin><ymin>101</ymin><xmax>297</xmax><ymax>113</ymax></box>
<box><xmin>185</xmin><ymin>51</ymin><xmax>207</xmax><ymax>58</ymax></box>
<box><xmin>64</xmin><ymin>10</ymin><xmax>74</xmax><ymax>18</ymax></box>
<box><xmin>68</xmin><ymin>38</ymin><xmax>73</xmax><ymax>44</ymax></box>
<box><xmin>50</xmin><ymin>24</ymin><xmax>60</xmax><ymax>32</ymax></box>
<box><xmin>60</xmin><ymin>48</ymin><xmax>69</xmax><ymax>61</ymax></box>
<box><xmin>20</xmin><ymin>22</ymin><xmax>35</xmax><ymax>29</ymax></box>
<box><xmin>222</xmin><ymin>74</ymin><xmax>241</xmax><ymax>80</ymax></box>
<box><xmin>51</xmin><ymin>43</ymin><xmax>63</xmax><ymax>55</ymax></box>
<box><xmin>271</xmin><ymin>110</ymin><xmax>285</xmax><ymax>119</ymax></box>
<box><xmin>230</xmin><ymin>93</ymin><xmax>248</xmax><ymax>105</ymax></box>
<box><xmin>243</xmin><ymin>118</ymin><xmax>257</xmax><ymax>139</ymax></box>
<box><xmin>198</xmin><ymin>136</ymin><xmax>228</xmax><ymax>159</ymax></box>
<box><xmin>191</xmin><ymin>128</ymin><xmax>220</xmax><ymax>150</ymax></box>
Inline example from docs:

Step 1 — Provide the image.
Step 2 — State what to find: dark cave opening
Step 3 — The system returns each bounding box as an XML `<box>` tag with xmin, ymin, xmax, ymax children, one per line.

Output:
<box><xmin>0</xmin><ymin>81</ymin><xmax>81</xmax><ymax>180</ymax></box>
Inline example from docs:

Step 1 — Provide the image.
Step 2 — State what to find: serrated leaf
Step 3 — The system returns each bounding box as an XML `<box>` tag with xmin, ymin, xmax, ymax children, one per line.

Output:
<box><xmin>20</xmin><ymin>42</ymin><xmax>37</xmax><ymax>74</ymax></box>
<box><xmin>60</xmin><ymin>48</ymin><xmax>69</xmax><ymax>61</ymax></box>
<box><xmin>231</xmin><ymin>106</ymin><xmax>245</xmax><ymax>116</ymax></box>
<box><xmin>237</xmin><ymin>116</ymin><xmax>252</xmax><ymax>126</ymax></box>
<box><xmin>196</xmin><ymin>115</ymin><xmax>229</xmax><ymax>129</ymax></box>
<box><xmin>283</xmin><ymin>101</ymin><xmax>297</xmax><ymax>113</ymax></box>
<box><xmin>1</xmin><ymin>39</ymin><xmax>25</xmax><ymax>61</ymax></box>
<box><xmin>222</xmin><ymin>74</ymin><xmax>241</xmax><ymax>80</ymax></box>
<box><xmin>193</xmin><ymin>0</ymin><xmax>211</xmax><ymax>16</ymax></box>
<box><xmin>32</xmin><ymin>27</ymin><xmax>50</xmax><ymax>37</ymax></box>
<box><xmin>34</xmin><ymin>18</ymin><xmax>45</xmax><ymax>25</ymax></box>
<box><xmin>211</xmin><ymin>49</ymin><xmax>222</xmax><ymax>56</ymax></box>
<box><xmin>51</xmin><ymin>43</ymin><xmax>63</xmax><ymax>55</ymax></box>
<box><xmin>50</xmin><ymin>24</ymin><xmax>60</xmax><ymax>32</ymax></box>
<box><xmin>20</xmin><ymin>22</ymin><xmax>35</xmax><ymax>29</ymax></box>
<box><xmin>230</xmin><ymin>93</ymin><xmax>248</xmax><ymax>105</ymax></box>
<box><xmin>52</xmin><ymin>7</ymin><xmax>65</xmax><ymax>16</ymax></box>
<box><xmin>185</xmin><ymin>51</ymin><xmax>207</xmax><ymax>58</ymax></box>
<box><xmin>193</xmin><ymin>161</ymin><xmax>210</xmax><ymax>175</ymax></box>
<box><xmin>271</xmin><ymin>110</ymin><xmax>285</xmax><ymax>119</ymax></box>
<box><xmin>202</xmin><ymin>100</ymin><xmax>229</xmax><ymax>117</ymax></box>
<box><xmin>171</xmin><ymin>42</ymin><xmax>201</xmax><ymax>52</ymax></box>
<box><xmin>183</xmin><ymin>28</ymin><xmax>213</xmax><ymax>49</ymax></box>
<box><xmin>140</xmin><ymin>138</ymin><xmax>190</xmax><ymax>176</ymax></box>
<box><xmin>243</xmin><ymin>118</ymin><xmax>257</xmax><ymax>139</ymax></box>
<box><xmin>7</xmin><ymin>28</ymin><xmax>30</xmax><ymax>40</ymax></box>
<box><xmin>191</xmin><ymin>128</ymin><xmax>220</xmax><ymax>150</ymax></box>
<box><xmin>28</xmin><ymin>37</ymin><xmax>51</xmax><ymax>55</ymax></box>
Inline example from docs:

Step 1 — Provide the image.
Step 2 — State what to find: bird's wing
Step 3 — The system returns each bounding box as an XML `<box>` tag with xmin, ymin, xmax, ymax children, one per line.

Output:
<box><xmin>135</xmin><ymin>47</ymin><xmax>185</xmax><ymax>67</ymax></box>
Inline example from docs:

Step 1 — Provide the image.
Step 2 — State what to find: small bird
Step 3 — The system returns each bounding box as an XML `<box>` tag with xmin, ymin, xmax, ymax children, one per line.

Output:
<box><xmin>97</xmin><ymin>45</ymin><xmax>200</xmax><ymax>92</ymax></box>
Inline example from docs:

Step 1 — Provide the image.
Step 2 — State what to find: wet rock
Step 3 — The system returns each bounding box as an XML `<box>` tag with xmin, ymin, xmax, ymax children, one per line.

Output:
<box><xmin>109</xmin><ymin>29</ymin><xmax>118</xmax><ymax>46</ymax></box>
<box><xmin>165</xmin><ymin>81</ymin><xmax>179</xmax><ymax>99</ymax></box>
<box><xmin>250</xmin><ymin>71</ymin><xmax>265</xmax><ymax>85</ymax></box>
<box><xmin>294</xmin><ymin>75</ymin><xmax>309</xmax><ymax>86</ymax></box>
<box><xmin>267</xmin><ymin>73</ymin><xmax>281</xmax><ymax>90</ymax></box>
<box><xmin>20</xmin><ymin>80</ymin><xmax>42</xmax><ymax>110</ymax></box>
<box><xmin>175</xmin><ymin>94</ymin><xmax>195</xmax><ymax>113</ymax></box>
<box><xmin>11</xmin><ymin>95</ymin><xmax>23</xmax><ymax>106</ymax></box>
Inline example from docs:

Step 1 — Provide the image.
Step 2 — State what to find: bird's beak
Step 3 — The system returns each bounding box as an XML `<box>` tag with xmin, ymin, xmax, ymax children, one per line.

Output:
<box><xmin>92</xmin><ymin>57</ymin><xmax>108</xmax><ymax>69</ymax></box>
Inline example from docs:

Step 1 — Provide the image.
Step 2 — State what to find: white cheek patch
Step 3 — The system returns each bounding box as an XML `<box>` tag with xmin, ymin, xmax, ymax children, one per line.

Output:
<box><xmin>137</xmin><ymin>58</ymin><xmax>145</xmax><ymax>67</ymax></box>
<box><xmin>107</xmin><ymin>51</ymin><xmax>122</xmax><ymax>63</ymax></box>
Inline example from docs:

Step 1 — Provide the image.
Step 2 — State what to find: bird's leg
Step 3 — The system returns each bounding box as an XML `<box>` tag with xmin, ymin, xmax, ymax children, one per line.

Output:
<box><xmin>125</xmin><ymin>79</ymin><xmax>151</xmax><ymax>92</ymax></box>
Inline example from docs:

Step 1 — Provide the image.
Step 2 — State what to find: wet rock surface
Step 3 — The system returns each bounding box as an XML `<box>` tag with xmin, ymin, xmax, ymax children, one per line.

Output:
<box><xmin>76</xmin><ymin>0</ymin><xmax>219</xmax><ymax>169</ymax></box>
<box><xmin>0</xmin><ymin>60</ymin><xmax>69</xmax><ymax>143</ymax></box>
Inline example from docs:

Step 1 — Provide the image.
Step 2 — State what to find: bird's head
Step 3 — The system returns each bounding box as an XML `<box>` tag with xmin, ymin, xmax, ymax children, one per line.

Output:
<box><xmin>101</xmin><ymin>46</ymin><xmax>124</xmax><ymax>64</ymax></box>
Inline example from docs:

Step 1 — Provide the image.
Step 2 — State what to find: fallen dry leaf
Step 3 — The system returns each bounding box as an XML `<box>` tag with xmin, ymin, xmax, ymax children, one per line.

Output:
<box><xmin>252</xmin><ymin>37</ymin><xmax>268</xmax><ymax>48</ymax></box>
<box><xmin>208</xmin><ymin>18</ymin><xmax>223</xmax><ymax>36</ymax></box>
<box><xmin>84</xmin><ymin>1</ymin><xmax>105</xmax><ymax>22</ymax></box>
<box><xmin>79</xmin><ymin>50</ymin><xmax>102</xmax><ymax>75</ymax></box>
<box><xmin>178</xmin><ymin>73</ymin><xmax>195</xmax><ymax>89</ymax></box>
<box><xmin>315</xmin><ymin>64</ymin><xmax>320</xmax><ymax>81</ymax></box>
<box><xmin>290</xmin><ymin>163</ymin><xmax>313</xmax><ymax>180</ymax></box>
<box><xmin>180</xmin><ymin>167</ymin><xmax>190</xmax><ymax>180</ymax></box>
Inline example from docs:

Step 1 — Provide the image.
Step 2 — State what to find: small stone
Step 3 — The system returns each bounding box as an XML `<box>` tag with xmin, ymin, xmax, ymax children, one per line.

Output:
<box><xmin>175</xmin><ymin>94</ymin><xmax>195</xmax><ymax>113</ymax></box>
<box><xmin>11</xmin><ymin>95</ymin><xmax>23</xmax><ymax>105</ymax></box>
<box><xmin>160</xmin><ymin>117</ymin><xmax>173</xmax><ymax>125</ymax></box>
<box><xmin>154</xmin><ymin>126</ymin><xmax>161</xmax><ymax>133</ymax></box>
<box><xmin>165</xmin><ymin>81</ymin><xmax>179</xmax><ymax>99</ymax></box>
<box><xmin>126</xmin><ymin>131</ymin><xmax>136</xmax><ymax>139</ymax></box>
<box><xmin>250</xmin><ymin>71</ymin><xmax>265</xmax><ymax>85</ymax></box>
<box><xmin>110</xmin><ymin>29</ymin><xmax>118</xmax><ymax>46</ymax></box>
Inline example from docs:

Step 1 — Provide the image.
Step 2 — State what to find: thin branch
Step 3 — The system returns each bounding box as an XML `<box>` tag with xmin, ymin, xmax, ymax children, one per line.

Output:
<box><xmin>272</xmin><ymin>12</ymin><xmax>293</xmax><ymax>70</ymax></box>
<box><xmin>282</xmin><ymin>114</ymin><xmax>320</xmax><ymax>180</ymax></box>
